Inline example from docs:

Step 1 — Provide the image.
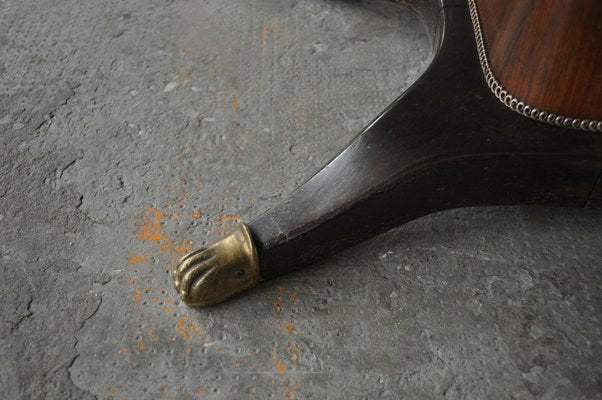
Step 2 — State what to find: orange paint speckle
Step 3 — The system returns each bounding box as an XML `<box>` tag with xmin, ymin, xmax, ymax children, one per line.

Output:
<box><xmin>132</xmin><ymin>288</ymin><xmax>142</xmax><ymax>304</ymax></box>
<box><xmin>138</xmin><ymin>208</ymin><xmax>162</xmax><ymax>232</ymax></box>
<box><xmin>136</xmin><ymin>207</ymin><xmax>173</xmax><ymax>250</ymax></box>
<box><xmin>190</xmin><ymin>210</ymin><xmax>202</xmax><ymax>219</ymax></box>
<box><xmin>286</xmin><ymin>342</ymin><xmax>301</xmax><ymax>362</ymax></box>
<box><xmin>128</xmin><ymin>251</ymin><xmax>151</xmax><ymax>265</ymax></box>
<box><xmin>289</xmin><ymin>292</ymin><xmax>298</xmax><ymax>301</ymax></box>
<box><xmin>151</xmin><ymin>297</ymin><xmax>160</xmax><ymax>303</ymax></box>
<box><xmin>148</xmin><ymin>328</ymin><xmax>154</xmax><ymax>336</ymax></box>
<box><xmin>175</xmin><ymin>316</ymin><xmax>205</xmax><ymax>341</ymax></box>
<box><xmin>231</xmin><ymin>98</ymin><xmax>239</xmax><ymax>112</ymax></box>
<box><xmin>176</xmin><ymin>319</ymin><xmax>189</xmax><ymax>341</ymax></box>
<box><xmin>173</xmin><ymin>241</ymin><xmax>192</xmax><ymax>254</ymax></box>
<box><xmin>137</xmin><ymin>341</ymin><xmax>145</xmax><ymax>350</ymax></box>
<box><xmin>282</xmin><ymin>323</ymin><xmax>295</xmax><ymax>334</ymax></box>
<box><xmin>119</xmin><ymin>347</ymin><xmax>129</xmax><ymax>354</ymax></box>
<box><xmin>216</xmin><ymin>213</ymin><xmax>239</xmax><ymax>224</ymax></box>
<box><xmin>190</xmin><ymin>320</ymin><xmax>204</xmax><ymax>335</ymax></box>
<box><xmin>277</xmin><ymin>360</ymin><xmax>286</xmax><ymax>376</ymax></box>
<box><xmin>164</xmin><ymin>306</ymin><xmax>173</xmax><ymax>314</ymax></box>
<box><xmin>273</xmin><ymin>298</ymin><xmax>283</xmax><ymax>316</ymax></box>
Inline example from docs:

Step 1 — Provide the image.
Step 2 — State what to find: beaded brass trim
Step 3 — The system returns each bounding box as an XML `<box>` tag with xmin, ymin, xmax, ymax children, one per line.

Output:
<box><xmin>468</xmin><ymin>0</ymin><xmax>601</xmax><ymax>132</ymax></box>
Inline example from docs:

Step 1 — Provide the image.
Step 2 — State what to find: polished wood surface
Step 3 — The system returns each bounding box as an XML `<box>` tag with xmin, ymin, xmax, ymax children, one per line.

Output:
<box><xmin>249</xmin><ymin>5</ymin><xmax>602</xmax><ymax>280</ymax></box>
<box><xmin>474</xmin><ymin>0</ymin><xmax>602</xmax><ymax>120</ymax></box>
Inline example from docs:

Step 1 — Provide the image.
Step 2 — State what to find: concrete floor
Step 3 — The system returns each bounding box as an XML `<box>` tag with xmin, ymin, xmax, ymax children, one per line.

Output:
<box><xmin>1</xmin><ymin>0</ymin><xmax>601</xmax><ymax>399</ymax></box>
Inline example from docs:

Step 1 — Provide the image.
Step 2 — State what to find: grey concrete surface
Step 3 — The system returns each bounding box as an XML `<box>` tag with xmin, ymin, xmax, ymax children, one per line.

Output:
<box><xmin>1</xmin><ymin>0</ymin><xmax>601</xmax><ymax>399</ymax></box>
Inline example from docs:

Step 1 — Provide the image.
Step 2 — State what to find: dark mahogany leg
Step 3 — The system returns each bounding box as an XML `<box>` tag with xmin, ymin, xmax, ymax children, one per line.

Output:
<box><xmin>173</xmin><ymin>2</ymin><xmax>602</xmax><ymax>307</ymax></box>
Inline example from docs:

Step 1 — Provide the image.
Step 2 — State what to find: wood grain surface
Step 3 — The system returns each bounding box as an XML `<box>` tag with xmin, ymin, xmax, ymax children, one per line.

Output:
<box><xmin>475</xmin><ymin>0</ymin><xmax>602</xmax><ymax>120</ymax></box>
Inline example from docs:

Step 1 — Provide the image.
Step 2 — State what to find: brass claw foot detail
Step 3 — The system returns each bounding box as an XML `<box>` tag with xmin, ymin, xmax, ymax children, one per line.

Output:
<box><xmin>173</xmin><ymin>223</ymin><xmax>260</xmax><ymax>307</ymax></box>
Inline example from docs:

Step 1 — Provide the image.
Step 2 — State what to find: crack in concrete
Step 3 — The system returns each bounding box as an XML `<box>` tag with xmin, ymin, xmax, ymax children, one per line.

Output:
<box><xmin>31</xmin><ymin>82</ymin><xmax>82</xmax><ymax>134</ymax></box>
<box><xmin>65</xmin><ymin>293</ymin><xmax>103</xmax><ymax>400</ymax></box>
<box><xmin>10</xmin><ymin>295</ymin><xmax>33</xmax><ymax>333</ymax></box>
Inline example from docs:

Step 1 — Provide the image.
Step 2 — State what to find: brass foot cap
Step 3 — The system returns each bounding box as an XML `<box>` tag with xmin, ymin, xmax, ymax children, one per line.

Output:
<box><xmin>173</xmin><ymin>223</ymin><xmax>260</xmax><ymax>307</ymax></box>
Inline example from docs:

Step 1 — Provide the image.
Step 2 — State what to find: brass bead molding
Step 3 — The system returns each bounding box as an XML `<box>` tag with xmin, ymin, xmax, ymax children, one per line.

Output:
<box><xmin>468</xmin><ymin>0</ymin><xmax>602</xmax><ymax>132</ymax></box>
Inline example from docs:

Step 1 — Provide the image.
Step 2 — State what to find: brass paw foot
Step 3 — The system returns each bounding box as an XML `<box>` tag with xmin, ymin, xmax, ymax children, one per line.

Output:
<box><xmin>173</xmin><ymin>223</ymin><xmax>260</xmax><ymax>307</ymax></box>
